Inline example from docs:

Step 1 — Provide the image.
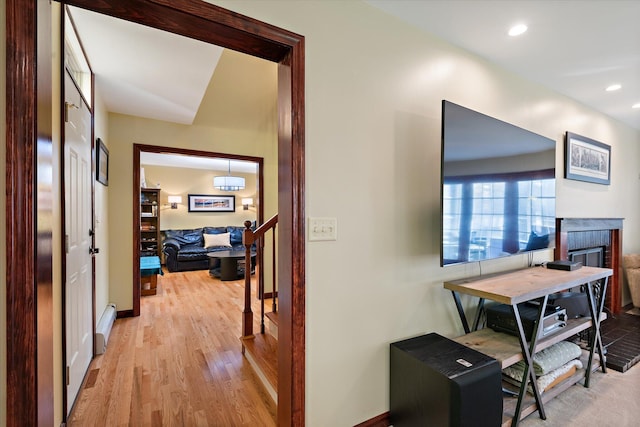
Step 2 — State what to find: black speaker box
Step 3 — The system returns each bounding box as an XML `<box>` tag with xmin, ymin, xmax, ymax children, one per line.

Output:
<box><xmin>390</xmin><ymin>333</ymin><xmax>502</xmax><ymax>427</ymax></box>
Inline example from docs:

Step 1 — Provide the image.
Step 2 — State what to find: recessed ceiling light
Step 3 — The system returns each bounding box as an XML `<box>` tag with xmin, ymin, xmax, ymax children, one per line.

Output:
<box><xmin>508</xmin><ymin>24</ymin><xmax>528</xmax><ymax>37</ymax></box>
<box><xmin>606</xmin><ymin>84</ymin><xmax>622</xmax><ymax>92</ymax></box>
<box><xmin>633</xmin><ymin>103</ymin><xmax>640</xmax><ymax>109</ymax></box>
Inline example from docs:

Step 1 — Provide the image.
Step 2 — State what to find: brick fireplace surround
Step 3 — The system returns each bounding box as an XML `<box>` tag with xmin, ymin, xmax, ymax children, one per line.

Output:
<box><xmin>555</xmin><ymin>218</ymin><xmax>624</xmax><ymax>314</ymax></box>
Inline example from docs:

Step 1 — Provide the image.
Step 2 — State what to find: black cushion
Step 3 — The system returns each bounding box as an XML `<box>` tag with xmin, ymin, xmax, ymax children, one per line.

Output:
<box><xmin>203</xmin><ymin>226</ymin><xmax>227</xmax><ymax>235</ymax></box>
<box><xmin>162</xmin><ymin>238</ymin><xmax>181</xmax><ymax>251</ymax></box>
<box><xmin>176</xmin><ymin>246</ymin><xmax>208</xmax><ymax>261</ymax></box>
<box><xmin>227</xmin><ymin>226</ymin><xmax>244</xmax><ymax>246</ymax></box>
<box><xmin>165</xmin><ymin>228</ymin><xmax>203</xmax><ymax>248</ymax></box>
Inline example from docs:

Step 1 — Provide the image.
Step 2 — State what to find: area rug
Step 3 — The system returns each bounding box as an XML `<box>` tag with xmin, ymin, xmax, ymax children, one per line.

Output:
<box><xmin>600</xmin><ymin>311</ymin><xmax>640</xmax><ymax>372</ymax></box>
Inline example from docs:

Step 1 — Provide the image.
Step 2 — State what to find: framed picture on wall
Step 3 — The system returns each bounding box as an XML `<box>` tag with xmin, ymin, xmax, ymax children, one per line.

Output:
<box><xmin>187</xmin><ymin>194</ymin><xmax>235</xmax><ymax>212</ymax></box>
<box><xmin>96</xmin><ymin>138</ymin><xmax>109</xmax><ymax>186</ymax></box>
<box><xmin>564</xmin><ymin>132</ymin><xmax>611</xmax><ymax>185</ymax></box>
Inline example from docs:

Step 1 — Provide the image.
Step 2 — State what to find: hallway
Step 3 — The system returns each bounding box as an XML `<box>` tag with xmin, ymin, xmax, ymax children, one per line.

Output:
<box><xmin>68</xmin><ymin>270</ymin><xmax>276</xmax><ymax>426</ymax></box>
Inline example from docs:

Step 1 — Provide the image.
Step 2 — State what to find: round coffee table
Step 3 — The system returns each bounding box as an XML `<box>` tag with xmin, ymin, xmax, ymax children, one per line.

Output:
<box><xmin>207</xmin><ymin>250</ymin><xmax>255</xmax><ymax>281</ymax></box>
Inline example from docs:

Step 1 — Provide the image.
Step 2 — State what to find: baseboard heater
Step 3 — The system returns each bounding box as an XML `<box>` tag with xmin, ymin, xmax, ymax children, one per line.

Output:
<box><xmin>95</xmin><ymin>303</ymin><xmax>117</xmax><ymax>355</ymax></box>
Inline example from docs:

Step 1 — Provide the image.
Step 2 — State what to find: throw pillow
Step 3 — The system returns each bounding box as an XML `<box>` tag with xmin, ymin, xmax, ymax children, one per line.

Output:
<box><xmin>204</xmin><ymin>232</ymin><xmax>232</xmax><ymax>248</ymax></box>
<box><xmin>503</xmin><ymin>359</ymin><xmax>583</xmax><ymax>395</ymax></box>
<box><xmin>525</xmin><ymin>231</ymin><xmax>549</xmax><ymax>251</ymax></box>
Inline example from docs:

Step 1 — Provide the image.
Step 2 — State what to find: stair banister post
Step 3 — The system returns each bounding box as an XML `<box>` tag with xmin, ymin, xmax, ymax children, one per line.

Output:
<box><xmin>272</xmin><ymin>223</ymin><xmax>277</xmax><ymax>314</ymax></box>
<box><xmin>241</xmin><ymin>220</ymin><xmax>255</xmax><ymax>338</ymax></box>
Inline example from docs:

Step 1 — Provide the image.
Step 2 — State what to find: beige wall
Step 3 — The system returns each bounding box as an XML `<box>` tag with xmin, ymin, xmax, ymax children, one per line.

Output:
<box><xmin>141</xmin><ymin>165</ymin><xmax>257</xmax><ymax>231</ymax></box>
<box><xmin>94</xmin><ymin>87</ymin><xmax>111</xmax><ymax>326</ymax></box>
<box><xmin>210</xmin><ymin>1</ymin><xmax>640</xmax><ymax>425</ymax></box>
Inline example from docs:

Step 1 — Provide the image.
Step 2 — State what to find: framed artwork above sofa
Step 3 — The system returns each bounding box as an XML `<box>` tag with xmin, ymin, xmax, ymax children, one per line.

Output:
<box><xmin>187</xmin><ymin>194</ymin><xmax>235</xmax><ymax>212</ymax></box>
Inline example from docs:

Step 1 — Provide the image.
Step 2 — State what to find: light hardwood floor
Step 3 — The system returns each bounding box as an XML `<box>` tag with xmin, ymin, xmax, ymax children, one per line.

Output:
<box><xmin>68</xmin><ymin>269</ymin><xmax>277</xmax><ymax>426</ymax></box>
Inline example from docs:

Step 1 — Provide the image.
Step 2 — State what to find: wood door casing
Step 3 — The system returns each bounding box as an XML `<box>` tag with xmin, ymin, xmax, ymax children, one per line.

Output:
<box><xmin>132</xmin><ymin>145</ymin><xmax>265</xmax><ymax>317</ymax></box>
<box><xmin>5</xmin><ymin>1</ymin><xmax>305</xmax><ymax>426</ymax></box>
<box><xmin>5</xmin><ymin>0</ymin><xmax>55</xmax><ymax>425</ymax></box>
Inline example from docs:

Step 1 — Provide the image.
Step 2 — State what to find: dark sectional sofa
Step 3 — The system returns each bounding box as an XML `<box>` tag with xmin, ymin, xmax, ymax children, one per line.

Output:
<box><xmin>162</xmin><ymin>225</ymin><xmax>255</xmax><ymax>273</ymax></box>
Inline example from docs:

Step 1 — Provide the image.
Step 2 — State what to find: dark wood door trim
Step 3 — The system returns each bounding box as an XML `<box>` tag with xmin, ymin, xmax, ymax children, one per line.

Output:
<box><xmin>6</xmin><ymin>0</ymin><xmax>305</xmax><ymax>425</ymax></box>
<box><xmin>5</xmin><ymin>1</ymin><xmax>39</xmax><ymax>423</ymax></box>
<box><xmin>5</xmin><ymin>0</ymin><xmax>54</xmax><ymax>425</ymax></box>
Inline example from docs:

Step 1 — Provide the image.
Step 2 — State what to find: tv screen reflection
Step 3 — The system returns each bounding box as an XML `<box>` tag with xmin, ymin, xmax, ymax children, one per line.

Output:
<box><xmin>441</xmin><ymin>101</ymin><xmax>556</xmax><ymax>266</ymax></box>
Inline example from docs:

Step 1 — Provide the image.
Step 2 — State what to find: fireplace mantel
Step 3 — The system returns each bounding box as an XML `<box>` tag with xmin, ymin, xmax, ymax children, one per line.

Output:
<box><xmin>555</xmin><ymin>218</ymin><xmax>624</xmax><ymax>314</ymax></box>
<box><xmin>556</xmin><ymin>218</ymin><xmax>623</xmax><ymax>233</ymax></box>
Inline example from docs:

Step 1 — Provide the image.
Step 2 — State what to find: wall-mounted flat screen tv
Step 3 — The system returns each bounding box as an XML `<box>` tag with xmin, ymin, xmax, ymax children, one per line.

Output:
<box><xmin>441</xmin><ymin>100</ymin><xmax>556</xmax><ymax>266</ymax></box>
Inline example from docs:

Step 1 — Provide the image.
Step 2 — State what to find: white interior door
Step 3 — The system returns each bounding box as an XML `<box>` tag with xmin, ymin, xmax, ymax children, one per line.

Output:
<box><xmin>64</xmin><ymin>71</ymin><xmax>94</xmax><ymax>414</ymax></box>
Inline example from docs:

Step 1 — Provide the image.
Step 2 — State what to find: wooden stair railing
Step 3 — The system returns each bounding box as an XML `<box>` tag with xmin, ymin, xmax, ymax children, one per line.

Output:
<box><xmin>242</xmin><ymin>214</ymin><xmax>278</xmax><ymax>338</ymax></box>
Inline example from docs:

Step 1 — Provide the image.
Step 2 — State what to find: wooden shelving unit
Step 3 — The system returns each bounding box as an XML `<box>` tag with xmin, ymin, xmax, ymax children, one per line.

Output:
<box><xmin>445</xmin><ymin>266</ymin><xmax>612</xmax><ymax>426</ymax></box>
<box><xmin>453</xmin><ymin>315</ymin><xmax>605</xmax><ymax>369</ymax></box>
<box><xmin>453</xmin><ymin>314</ymin><xmax>605</xmax><ymax>426</ymax></box>
<box><xmin>500</xmin><ymin>361</ymin><xmax>602</xmax><ymax>426</ymax></box>
<box><xmin>140</xmin><ymin>188</ymin><xmax>160</xmax><ymax>257</ymax></box>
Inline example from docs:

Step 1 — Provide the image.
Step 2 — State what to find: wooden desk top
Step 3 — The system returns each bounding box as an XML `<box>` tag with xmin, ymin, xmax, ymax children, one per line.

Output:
<box><xmin>444</xmin><ymin>266</ymin><xmax>612</xmax><ymax>305</ymax></box>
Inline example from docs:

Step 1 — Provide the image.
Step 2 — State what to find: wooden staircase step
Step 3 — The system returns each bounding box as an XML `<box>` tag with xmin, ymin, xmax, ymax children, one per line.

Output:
<box><xmin>241</xmin><ymin>333</ymin><xmax>278</xmax><ymax>402</ymax></box>
<box><xmin>263</xmin><ymin>310</ymin><xmax>278</xmax><ymax>340</ymax></box>
<box><xmin>265</xmin><ymin>311</ymin><xmax>278</xmax><ymax>326</ymax></box>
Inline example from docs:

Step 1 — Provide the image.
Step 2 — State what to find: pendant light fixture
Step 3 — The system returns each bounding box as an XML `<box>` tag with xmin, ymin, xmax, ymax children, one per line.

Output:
<box><xmin>213</xmin><ymin>160</ymin><xmax>245</xmax><ymax>191</ymax></box>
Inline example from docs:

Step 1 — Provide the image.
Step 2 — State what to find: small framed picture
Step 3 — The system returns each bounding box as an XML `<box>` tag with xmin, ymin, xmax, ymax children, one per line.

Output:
<box><xmin>188</xmin><ymin>194</ymin><xmax>235</xmax><ymax>212</ymax></box>
<box><xmin>96</xmin><ymin>138</ymin><xmax>109</xmax><ymax>186</ymax></box>
<box><xmin>564</xmin><ymin>132</ymin><xmax>611</xmax><ymax>185</ymax></box>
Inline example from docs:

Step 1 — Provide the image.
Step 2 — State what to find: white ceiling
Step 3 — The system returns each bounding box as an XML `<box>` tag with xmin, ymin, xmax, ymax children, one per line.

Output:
<box><xmin>140</xmin><ymin>152</ymin><xmax>257</xmax><ymax>174</ymax></box>
<box><xmin>366</xmin><ymin>0</ymin><xmax>640</xmax><ymax>131</ymax></box>
<box><xmin>68</xmin><ymin>7</ymin><xmax>254</xmax><ymax>171</ymax></box>
<box><xmin>68</xmin><ymin>1</ymin><xmax>640</xmax><ymax>136</ymax></box>
<box><xmin>68</xmin><ymin>6</ymin><xmax>223</xmax><ymax>125</ymax></box>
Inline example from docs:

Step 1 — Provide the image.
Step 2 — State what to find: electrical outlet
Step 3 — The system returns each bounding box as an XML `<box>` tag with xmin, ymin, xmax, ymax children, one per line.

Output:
<box><xmin>308</xmin><ymin>217</ymin><xmax>337</xmax><ymax>241</ymax></box>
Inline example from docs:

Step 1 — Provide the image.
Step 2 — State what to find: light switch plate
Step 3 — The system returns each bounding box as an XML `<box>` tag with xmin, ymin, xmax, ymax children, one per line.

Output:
<box><xmin>308</xmin><ymin>217</ymin><xmax>337</xmax><ymax>241</ymax></box>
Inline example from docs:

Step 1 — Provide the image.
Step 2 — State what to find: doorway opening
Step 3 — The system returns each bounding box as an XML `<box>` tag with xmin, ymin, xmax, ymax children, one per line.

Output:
<box><xmin>133</xmin><ymin>145</ymin><xmax>266</xmax><ymax>315</ymax></box>
<box><xmin>5</xmin><ymin>1</ymin><xmax>305</xmax><ymax>426</ymax></box>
